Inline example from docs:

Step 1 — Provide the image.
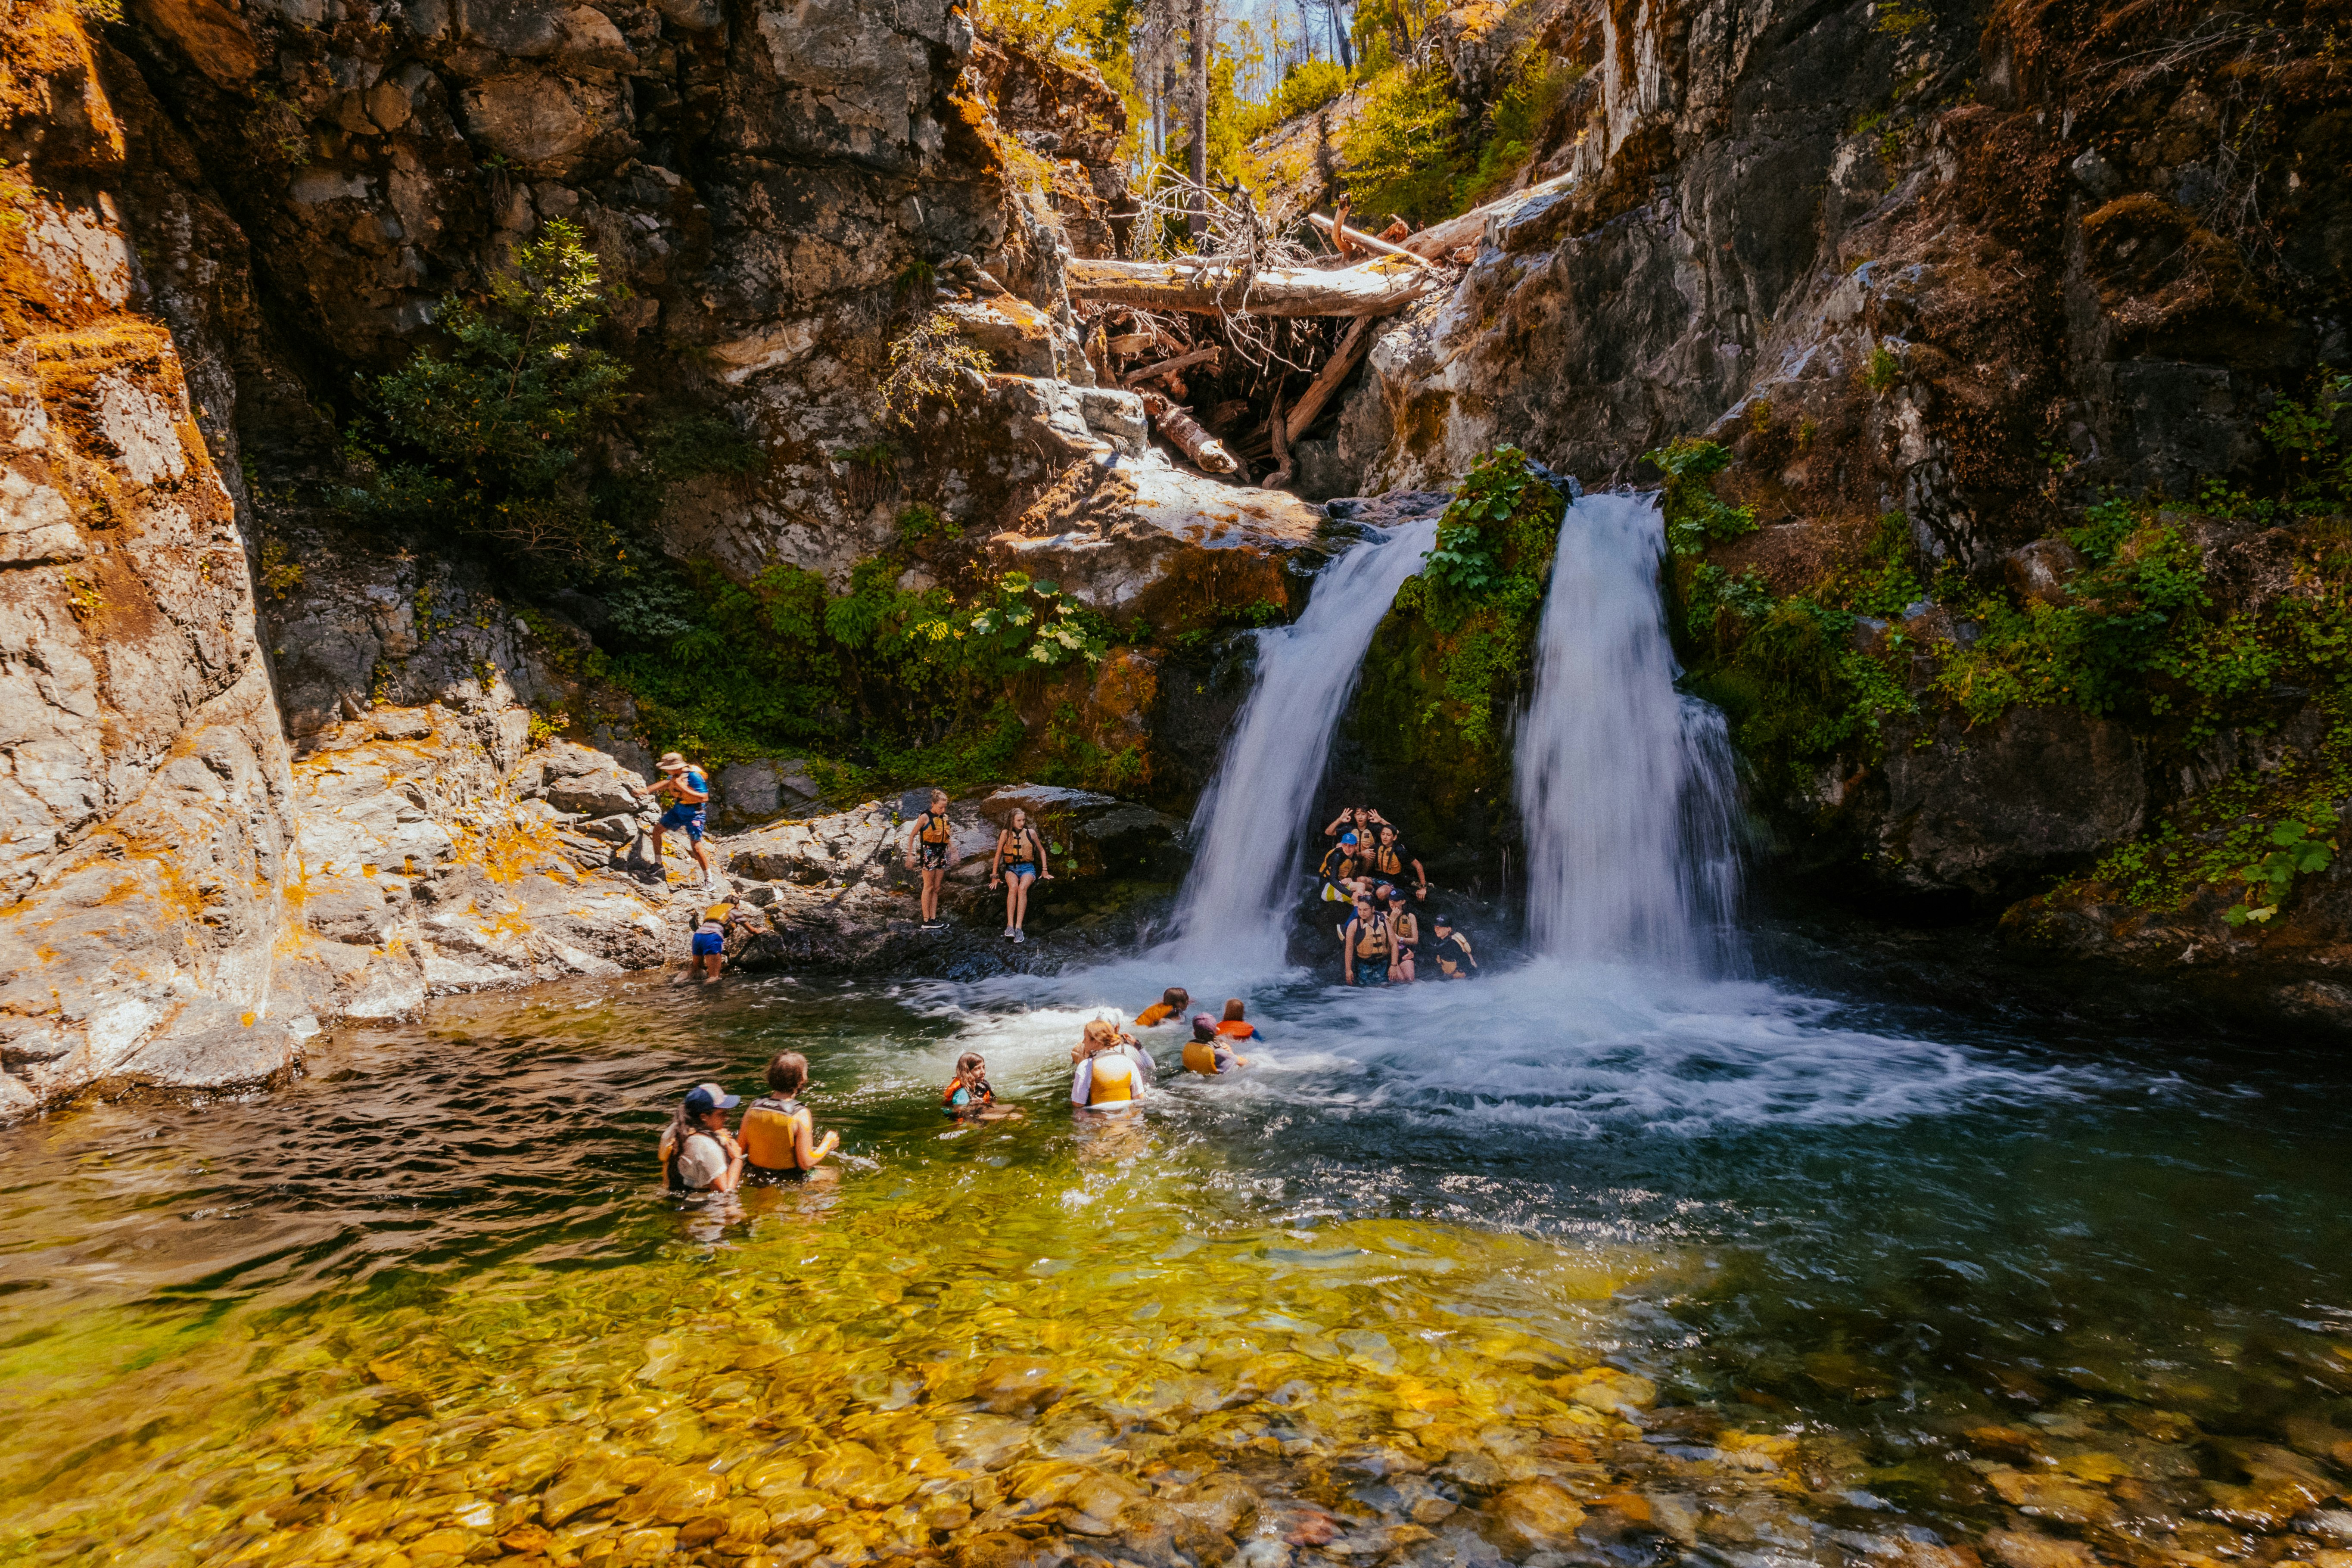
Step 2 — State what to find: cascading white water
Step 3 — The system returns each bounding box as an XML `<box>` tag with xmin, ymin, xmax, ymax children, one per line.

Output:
<box><xmin>1515</xmin><ymin>492</ymin><xmax>1744</xmax><ymax>967</ymax></box>
<box><xmin>1165</xmin><ymin>518</ymin><xmax>1440</xmax><ymax>971</ymax></box>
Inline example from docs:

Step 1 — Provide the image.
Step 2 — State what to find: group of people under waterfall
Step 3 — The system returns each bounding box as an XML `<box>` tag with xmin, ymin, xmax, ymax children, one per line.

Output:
<box><xmin>658</xmin><ymin>993</ymin><xmax>1265</xmax><ymax>1196</ymax></box>
<box><xmin>1316</xmin><ymin>805</ymin><xmax>1478</xmax><ymax>985</ymax></box>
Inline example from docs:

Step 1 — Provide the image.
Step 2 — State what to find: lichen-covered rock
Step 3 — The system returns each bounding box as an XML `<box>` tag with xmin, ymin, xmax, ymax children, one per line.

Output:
<box><xmin>991</xmin><ymin>454</ymin><xmax>1328</xmax><ymax>633</ymax></box>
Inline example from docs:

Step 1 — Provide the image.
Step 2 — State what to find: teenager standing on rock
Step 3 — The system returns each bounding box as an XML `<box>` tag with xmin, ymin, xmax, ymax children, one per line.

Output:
<box><xmin>902</xmin><ymin>788</ymin><xmax>955</xmax><ymax>929</ymax></box>
<box><xmin>989</xmin><ymin>806</ymin><xmax>1051</xmax><ymax>944</ymax></box>
<box><xmin>635</xmin><ymin>752</ymin><xmax>715</xmax><ymax>889</ymax></box>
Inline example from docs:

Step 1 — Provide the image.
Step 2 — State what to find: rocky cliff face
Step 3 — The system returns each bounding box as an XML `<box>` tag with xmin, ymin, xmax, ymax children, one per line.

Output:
<box><xmin>0</xmin><ymin>5</ymin><xmax>306</xmax><ymax>1114</ymax></box>
<box><xmin>1320</xmin><ymin>0</ymin><xmax>2352</xmax><ymax>1023</ymax></box>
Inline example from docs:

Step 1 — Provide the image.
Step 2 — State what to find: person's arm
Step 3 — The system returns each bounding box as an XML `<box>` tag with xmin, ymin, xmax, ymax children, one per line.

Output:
<box><xmin>1070</xmin><ymin>1061</ymin><xmax>1093</xmax><ymax>1106</ymax></box>
<box><xmin>792</xmin><ymin>1109</ymin><xmax>839</xmax><ymax>1170</ymax></box>
<box><xmin>989</xmin><ymin>831</ymin><xmax>1007</xmax><ymax>885</ymax></box>
<box><xmin>903</xmin><ymin>822</ymin><xmax>921</xmax><ymax>865</ymax></box>
<box><xmin>1035</xmin><ymin>830</ymin><xmax>1052</xmax><ymax>880</ymax></box>
<box><xmin>1130</xmin><ymin>1043</ymin><xmax>1154</xmax><ymax>1088</ymax></box>
<box><xmin>1411</xmin><ymin>857</ymin><xmax>1427</xmax><ymax>893</ymax></box>
<box><xmin>1343</xmin><ymin>920</ymin><xmax>1357</xmax><ymax>985</ymax></box>
<box><xmin>658</xmin><ymin>1129</ymin><xmax>675</xmax><ymax>1181</ymax></box>
<box><xmin>715</xmin><ymin>1134</ymin><xmax>746</xmax><ymax>1192</ymax></box>
<box><xmin>676</xmin><ymin>771</ymin><xmax>711</xmax><ymax>804</ymax></box>
<box><xmin>1322</xmin><ymin>812</ymin><xmax>1349</xmax><ymax>836</ymax></box>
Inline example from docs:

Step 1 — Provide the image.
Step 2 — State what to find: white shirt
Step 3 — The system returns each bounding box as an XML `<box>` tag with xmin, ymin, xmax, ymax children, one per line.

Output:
<box><xmin>672</xmin><ymin>1130</ymin><xmax>730</xmax><ymax>1189</ymax></box>
<box><xmin>1070</xmin><ymin>1043</ymin><xmax>1155</xmax><ymax>1105</ymax></box>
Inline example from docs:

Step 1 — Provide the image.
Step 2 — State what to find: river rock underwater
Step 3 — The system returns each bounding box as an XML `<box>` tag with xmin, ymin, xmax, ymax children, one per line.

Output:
<box><xmin>4</xmin><ymin>962</ymin><xmax>2352</xmax><ymax>1568</ymax></box>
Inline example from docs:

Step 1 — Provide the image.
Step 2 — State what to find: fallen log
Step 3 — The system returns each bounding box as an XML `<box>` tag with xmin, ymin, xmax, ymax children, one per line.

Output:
<box><xmin>1064</xmin><ymin>255</ymin><xmax>1435</xmax><ymax>318</ymax></box>
<box><xmin>1397</xmin><ymin>173</ymin><xmax>1575</xmax><ymax>259</ymax></box>
<box><xmin>1123</xmin><ymin>344</ymin><xmax>1221</xmax><ymax>386</ymax></box>
<box><xmin>1141</xmin><ymin>392</ymin><xmax>1240</xmax><ymax>474</ymax></box>
<box><xmin>1306</xmin><ymin>212</ymin><xmax>1436</xmax><ymax>270</ymax></box>
<box><xmin>1284</xmin><ymin>316</ymin><xmax>1372</xmax><ymax>445</ymax></box>
<box><xmin>1265</xmin><ymin>386</ymin><xmax>1295</xmax><ymax>491</ymax></box>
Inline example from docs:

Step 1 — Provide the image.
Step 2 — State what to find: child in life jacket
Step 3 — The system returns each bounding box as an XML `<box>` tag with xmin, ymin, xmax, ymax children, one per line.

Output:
<box><xmin>737</xmin><ymin>1052</ymin><xmax>840</xmax><ymax>1182</ymax></box>
<box><xmin>1182</xmin><ymin>1013</ymin><xmax>1249</xmax><ymax>1074</ymax></box>
<box><xmin>1134</xmin><ymin>987</ymin><xmax>1190</xmax><ymax>1029</ymax></box>
<box><xmin>1215</xmin><ymin>998</ymin><xmax>1263</xmax><ymax>1042</ymax></box>
<box><xmin>942</xmin><ymin>1051</ymin><xmax>1021</xmax><ymax>1120</ymax></box>
<box><xmin>672</xmin><ymin>900</ymin><xmax>744</xmax><ymax>986</ymax></box>
<box><xmin>1069</xmin><ymin>1018</ymin><xmax>1154</xmax><ymax>1111</ymax></box>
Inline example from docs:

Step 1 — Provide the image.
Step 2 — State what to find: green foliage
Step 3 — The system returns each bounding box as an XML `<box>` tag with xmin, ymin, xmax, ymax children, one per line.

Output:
<box><xmin>896</xmin><ymin>503</ymin><xmax>961</xmax><ymax>542</ymax></box>
<box><xmin>1457</xmin><ymin>48</ymin><xmax>1580</xmax><ymax>207</ymax></box>
<box><xmin>600</xmin><ymin>557</ymin><xmax>1111</xmax><ymax>777</ymax></box>
<box><xmin>2262</xmin><ymin>370</ymin><xmax>2351</xmax><ymax>512</ymax></box>
<box><xmin>1391</xmin><ymin>446</ymin><xmax>1568</xmax><ymax>753</ymax></box>
<box><xmin>879</xmin><ymin>314</ymin><xmax>996</xmax><ymax>428</ymax></box>
<box><xmin>342</xmin><ymin>221</ymin><xmax>632</xmax><ymax>572</ymax></box>
<box><xmin>1341</xmin><ymin>65</ymin><xmax>1463</xmax><ymax>229</ymax></box>
<box><xmin>1649</xmin><ymin>439</ymin><xmax>1759</xmax><ymax>557</ymax></box>
<box><xmin>1273</xmin><ymin>59</ymin><xmax>1351</xmax><ymax>121</ymax></box>
<box><xmin>2224</xmin><ymin>817</ymin><xmax>2339</xmax><ymax>925</ymax></box>
<box><xmin>1874</xmin><ymin>1</ymin><xmax>1932</xmax><ymax>34</ymax></box>
<box><xmin>1864</xmin><ymin>345</ymin><xmax>1902</xmax><ymax>391</ymax></box>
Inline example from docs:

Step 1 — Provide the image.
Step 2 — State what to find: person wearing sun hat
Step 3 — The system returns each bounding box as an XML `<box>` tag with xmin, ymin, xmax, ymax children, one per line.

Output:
<box><xmin>634</xmin><ymin>751</ymin><xmax>715</xmax><ymax>889</ymax></box>
<box><xmin>658</xmin><ymin>1082</ymin><xmax>744</xmax><ymax>1194</ymax></box>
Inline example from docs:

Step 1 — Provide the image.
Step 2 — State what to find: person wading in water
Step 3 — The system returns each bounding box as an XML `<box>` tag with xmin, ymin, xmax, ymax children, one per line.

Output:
<box><xmin>1069</xmin><ymin>1018</ymin><xmax>1152</xmax><ymax>1111</ymax></box>
<box><xmin>902</xmin><ymin>789</ymin><xmax>955</xmax><ymax>929</ymax></box>
<box><xmin>1342</xmin><ymin>893</ymin><xmax>1392</xmax><ymax>987</ymax></box>
<box><xmin>737</xmin><ymin>1052</ymin><xmax>840</xmax><ymax>1183</ymax></box>
<box><xmin>658</xmin><ymin>1083</ymin><xmax>744</xmax><ymax>1195</ymax></box>
<box><xmin>989</xmin><ymin>807</ymin><xmax>1052</xmax><ymax>944</ymax></box>
<box><xmin>1183</xmin><ymin>1013</ymin><xmax>1248</xmax><ymax>1075</ymax></box>
<box><xmin>635</xmin><ymin>752</ymin><xmax>716</xmax><ymax>889</ymax></box>
<box><xmin>1430</xmin><ymin>914</ymin><xmax>1480</xmax><ymax>979</ymax></box>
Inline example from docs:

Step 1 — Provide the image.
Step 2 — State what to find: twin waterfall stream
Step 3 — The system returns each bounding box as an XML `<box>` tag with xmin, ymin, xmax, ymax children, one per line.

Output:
<box><xmin>5</xmin><ymin>493</ymin><xmax>2352</xmax><ymax>1568</ymax></box>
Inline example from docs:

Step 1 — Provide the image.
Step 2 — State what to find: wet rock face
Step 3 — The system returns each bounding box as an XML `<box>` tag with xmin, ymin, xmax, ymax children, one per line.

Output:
<box><xmin>0</xmin><ymin>6</ymin><xmax>305</xmax><ymax>1115</ymax></box>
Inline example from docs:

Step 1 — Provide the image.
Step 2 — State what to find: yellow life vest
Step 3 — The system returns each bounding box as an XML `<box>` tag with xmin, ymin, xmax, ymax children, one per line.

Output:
<box><xmin>1182</xmin><ymin>1039</ymin><xmax>1222</xmax><ymax>1075</ymax></box>
<box><xmin>919</xmin><ymin>810</ymin><xmax>952</xmax><ymax>844</ymax></box>
<box><xmin>740</xmin><ymin>1098</ymin><xmax>801</xmax><ymax>1169</ymax></box>
<box><xmin>1087</xmin><ymin>1052</ymin><xmax>1137</xmax><ymax>1104</ymax></box>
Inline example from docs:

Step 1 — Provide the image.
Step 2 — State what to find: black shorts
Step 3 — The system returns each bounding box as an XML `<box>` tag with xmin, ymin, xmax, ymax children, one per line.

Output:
<box><xmin>742</xmin><ymin>1163</ymin><xmax>810</xmax><ymax>1185</ymax></box>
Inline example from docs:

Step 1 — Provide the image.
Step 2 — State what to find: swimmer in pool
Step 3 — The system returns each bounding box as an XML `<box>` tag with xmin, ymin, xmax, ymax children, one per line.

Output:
<box><xmin>1182</xmin><ymin>1013</ymin><xmax>1248</xmax><ymax>1074</ymax></box>
<box><xmin>1135</xmin><ymin>987</ymin><xmax>1190</xmax><ymax>1029</ymax></box>
<box><xmin>737</xmin><ymin>1052</ymin><xmax>841</xmax><ymax>1183</ymax></box>
<box><xmin>942</xmin><ymin>1051</ymin><xmax>1023</xmax><ymax>1120</ymax></box>
<box><xmin>1070</xmin><ymin>1018</ymin><xmax>1153</xmax><ymax>1111</ymax></box>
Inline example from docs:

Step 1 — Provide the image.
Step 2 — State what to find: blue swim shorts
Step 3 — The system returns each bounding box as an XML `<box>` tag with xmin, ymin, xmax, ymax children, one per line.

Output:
<box><xmin>661</xmin><ymin>803</ymin><xmax>707</xmax><ymax>842</ymax></box>
<box><xmin>691</xmin><ymin>931</ymin><xmax>724</xmax><ymax>957</ymax></box>
<box><xmin>1008</xmin><ymin>861</ymin><xmax>1036</xmax><ymax>880</ymax></box>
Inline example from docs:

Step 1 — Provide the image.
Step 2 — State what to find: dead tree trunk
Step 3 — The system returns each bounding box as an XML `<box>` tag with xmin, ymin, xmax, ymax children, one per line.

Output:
<box><xmin>1188</xmin><ymin>0</ymin><xmax>1209</xmax><ymax>238</ymax></box>
<box><xmin>1142</xmin><ymin>392</ymin><xmax>1240</xmax><ymax>473</ymax></box>
<box><xmin>1064</xmin><ymin>256</ymin><xmax>1434</xmax><ymax>317</ymax></box>
<box><xmin>1284</xmin><ymin>316</ymin><xmax>1372</xmax><ymax>444</ymax></box>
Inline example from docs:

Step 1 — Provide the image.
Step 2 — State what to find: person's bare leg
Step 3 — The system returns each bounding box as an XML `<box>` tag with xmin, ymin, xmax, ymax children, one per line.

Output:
<box><xmin>692</xmin><ymin>839</ymin><xmax>714</xmax><ymax>887</ymax></box>
<box><xmin>649</xmin><ymin>827</ymin><xmax>667</xmax><ymax>877</ymax></box>
<box><xmin>1012</xmin><ymin>874</ymin><xmax>1032</xmax><ymax>931</ymax></box>
<box><xmin>703</xmin><ymin>954</ymin><xmax>724</xmax><ymax>985</ymax></box>
<box><xmin>1003</xmin><ymin>880</ymin><xmax>1017</xmax><ymax>933</ymax></box>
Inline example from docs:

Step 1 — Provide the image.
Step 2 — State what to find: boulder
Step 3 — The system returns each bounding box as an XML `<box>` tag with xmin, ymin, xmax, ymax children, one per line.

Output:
<box><xmin>976</xmin><ymin>786</ymin><xmax>1182</xmax><ymax>878</ymax></box>
<box><xmin>711</xmin><ymin>758</ymin><xmax>824</xmax><ymax>830</ymax></box>
<box><xmin>1486</xmin><ymin>1480</ymin><xmax>1586</xmax><ymax>1553</ymax></box>
<box><xmin>989</xmin><ymin>454</ymin><xmax>1327</xmax><ymax>634</ymax></box>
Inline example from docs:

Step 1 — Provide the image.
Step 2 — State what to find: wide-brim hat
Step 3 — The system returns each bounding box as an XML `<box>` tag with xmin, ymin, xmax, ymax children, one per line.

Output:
<box><xmin>657</xmin><ymin>752</ymin><xmax>688</xmax><ymax>772</ymax></box>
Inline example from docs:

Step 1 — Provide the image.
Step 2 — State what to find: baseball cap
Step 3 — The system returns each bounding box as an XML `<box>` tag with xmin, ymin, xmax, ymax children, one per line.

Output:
<box><xmin>1433</xmin><ymin>913</ymin><xmax>1452</xmax><ymax>926</ymax></box>
<box><xmin>1340</xmin><ymin>831</ymin><xmax>1358</xmax><ymax>846</ymax></box>
<box><xmin>682</xmin><ymin>1082</ymin><xmax>739</xmax><ymax>1113</ymax></box>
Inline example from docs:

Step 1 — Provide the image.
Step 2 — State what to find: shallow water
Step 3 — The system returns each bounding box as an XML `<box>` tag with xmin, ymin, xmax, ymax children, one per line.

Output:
<box><xmin>5</xmin><ymin>959</ymin><xmax>2352</xmax><ymax>1568</ymax></box>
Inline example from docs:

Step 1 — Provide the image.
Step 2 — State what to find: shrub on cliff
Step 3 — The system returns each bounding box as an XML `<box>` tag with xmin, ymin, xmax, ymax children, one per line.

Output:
<box><xmin>341</xmin><ymin>220</ymin><xmax>753</xmax><ymax>576</ymax></box>
<box><xmin>1342</xmin><ymin>63</ymin><xmax>1462</xmax><ymax>227</ymax></box>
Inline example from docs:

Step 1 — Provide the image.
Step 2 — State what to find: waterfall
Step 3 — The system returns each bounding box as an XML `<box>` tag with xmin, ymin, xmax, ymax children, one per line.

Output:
<box><xmin>1166</xmin><ymin>518</ymin><xmax>1440</xmax><ymax>970</ymax></box>
<box><xmin>1514</xmin><ymin>492</ymin><xmax>1744</xmax><ymax>967</ymax></box>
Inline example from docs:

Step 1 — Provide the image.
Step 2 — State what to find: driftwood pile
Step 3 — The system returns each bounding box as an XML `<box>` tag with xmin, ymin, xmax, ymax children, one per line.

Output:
<box><xmin>1067</xmin><ymin>206</ymin><xmax>1459</xmax><ymax>489</ymax></box>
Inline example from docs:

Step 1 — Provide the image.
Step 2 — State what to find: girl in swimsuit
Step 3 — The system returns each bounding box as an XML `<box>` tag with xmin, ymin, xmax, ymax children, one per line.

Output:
<box><xmin>942</xmin><ymin>1051</ymin><xmax>1021</xmax><ymax>1120</ymax></box>
<box><xmin>1342</xmin><ymin>895</ymin><xmax>1391</xmax><ymax>986</ymax></box>
<box><xmin>902</xmin><ymin>788</ymin><xmax>955</xmax><ymax>927</ymax></box>
<box><xmin>989</xmin><ymin>807</ymin><xmax>1052</xmax><ymax>944</ymax></box>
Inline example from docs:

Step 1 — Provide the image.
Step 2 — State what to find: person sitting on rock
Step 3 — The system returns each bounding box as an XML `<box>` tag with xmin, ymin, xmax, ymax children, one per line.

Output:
<box><xmin>1322</xmin><ymin>804</ymin><xmax>1389</xmax><ymax>840</ymax></box>
<box><xmin>1070</xmin><ymin>1018</ymin><xmax>1153</xmax><ymax>1111</ymax></box>
<box><xmin>1342</xmin><ymin>893</ymin><xmax>1391</xmax><ymax>987</ymax></box>
<box><xmin>1135</xmin><ymin>986</ymin><xmax>1191</xmax><ymax>1029</ymax></box>
<box><xmin>902</xmin><ymin>788</ymin><xmax>955</xmax><ymax>930</ymax></box>
<box><xmin>1318</xmin><ymin>832</ymin><xmax>1367</xmax><ymax>885</ymax></box>
<box><xmin>635</xmin><ymin>752</ymin><xmax>715</xmax><ymax>889</ymax></box>
<box><xmin>659</xmin><ymin>1082</ymin><xmax>744</xmax><ymax>1195</ymax></box>
<box><xmin>989</xmin><ymin>807</ymin><xmax>1052</xmax><ymax>944</ymax></box>
<box><xmin>1369</xmin><ymin>824</ymin><xmax>1428</xmax><ymax>901</ymax></box>
<box><xmin>1183</xmin><ymin>1013</ymin><xmax>1248</xmax><ymax>1075</ymax></box>
<box><xmin>738</xmin><ymin>1052</ymin><xmax>841</xmax><ymax>1182</ymax></box>
<box><xmin>1378</xmin><ymin>885</ymin><xmax>1419</xmax><ymax>983</ymax></box>
<box><xmin>1430</xmin><ymin>914</ymin><xmax>1479</xmax><ymax>980</ymax></box>
<box><xmin>1215</xmin><ymin>998</ymin><xmax>1264</xmax><ymax>1042</ymax></box>
<box><xmin>942</xmin><ymin>1051</ymin><xmax>1021</xmax><ymax>1120</ymax></box>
